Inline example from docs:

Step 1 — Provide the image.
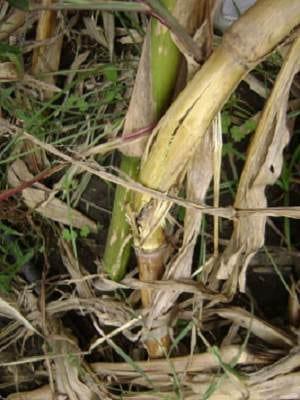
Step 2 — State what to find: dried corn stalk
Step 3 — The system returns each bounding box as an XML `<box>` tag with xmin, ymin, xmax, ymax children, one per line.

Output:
<box><xmin>131</xmin><ymin>0</ymin><xmax>300</xmax><ymax>352</ymax></box>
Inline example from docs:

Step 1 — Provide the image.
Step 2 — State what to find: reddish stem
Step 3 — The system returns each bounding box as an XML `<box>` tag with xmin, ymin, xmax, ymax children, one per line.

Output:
<box><xmin>0</xmin><ymin>164</ymin><xmax>65</xmax><ymax>202</ymax></box>
<box><xmin>122</xmin><ymin>122</ymin><xmax>156</xmax><ymax>141</ymax></box>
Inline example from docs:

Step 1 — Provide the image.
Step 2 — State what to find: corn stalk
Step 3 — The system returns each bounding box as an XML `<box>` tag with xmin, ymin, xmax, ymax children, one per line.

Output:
<box><xmin>132</xmin><ymin>0</ymin><xmax>300</xmax><ymax>355</ymax></box>
<box><xmin>103</xmin><ymin>0</ymin><xmax>184</xmax><ymax>282</ymax></box>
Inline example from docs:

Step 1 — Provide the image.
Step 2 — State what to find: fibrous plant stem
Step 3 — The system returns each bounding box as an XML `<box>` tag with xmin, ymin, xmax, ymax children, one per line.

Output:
<box><xmin>103</xmin><ymin>155</ymin><xmax>139</xmax><ymax>281</ymax></box>
<box><xmin>103</xmin><ymin>0</ymin><xmax>182</xmax><ymax>357</ymax></box>
<box><xmin>132</xmin><ymin>0</ymin><xmax>300</xmax><ymax>354</ymax></box>
<box><xmin>104</xmin><ymin>0</ymin><xmax>181</xmax><ymax>281</ymax></box>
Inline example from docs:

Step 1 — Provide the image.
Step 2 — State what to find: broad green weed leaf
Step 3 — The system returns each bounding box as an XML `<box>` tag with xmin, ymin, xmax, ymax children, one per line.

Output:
<box><xmin>103</xmin><ymin>65</ymin><xmax>118</xmax><ymax>82</ymax></box>
<box><xmin>80</xmin><ymin>226</ymin><xmax>90</xmax><ymax>238</ymax></box>
<box><xmin>230</xmin><ymin>119</ymin><xmax>257</xmax><ymax>142</ymax></box>
<box><xmin>62</xmin><ymin>228</ymin><xmax>78</xmax><ymax>242</ymax></box>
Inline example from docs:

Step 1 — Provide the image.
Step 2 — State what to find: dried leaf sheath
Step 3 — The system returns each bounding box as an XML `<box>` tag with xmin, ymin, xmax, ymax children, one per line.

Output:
<box><xmin>203</xmin><ymin>36</ymin><xmax>300</xmax><ymax>295</ymax></box>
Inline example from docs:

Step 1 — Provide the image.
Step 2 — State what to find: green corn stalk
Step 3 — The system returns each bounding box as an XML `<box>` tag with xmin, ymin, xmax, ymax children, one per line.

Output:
<box><xmin>103</xmin><ymin>155</ymin><xmax>139</xmax><ymax>281</ymax></box>
<box><xmin>103</xmin><ymin>0</ymin><xmax>181</xmax><ymax>281</ymax></box>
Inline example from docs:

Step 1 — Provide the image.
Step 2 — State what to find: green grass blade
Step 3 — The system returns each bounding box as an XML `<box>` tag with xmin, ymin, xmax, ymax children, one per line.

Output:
<box><xmin>30</xmin><ymin>1</ymin><xmax>148</xmax><ymax>12</ymax></box>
